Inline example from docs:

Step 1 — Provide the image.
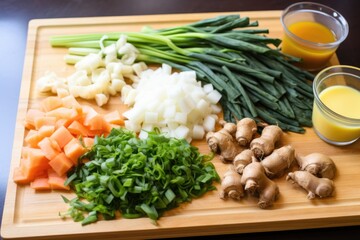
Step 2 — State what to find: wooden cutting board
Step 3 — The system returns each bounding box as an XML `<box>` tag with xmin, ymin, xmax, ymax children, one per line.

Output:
<box><xmin>2</xmin><ymin>11</ymin><xmax>360</xmax><ymax>240</ymax></box>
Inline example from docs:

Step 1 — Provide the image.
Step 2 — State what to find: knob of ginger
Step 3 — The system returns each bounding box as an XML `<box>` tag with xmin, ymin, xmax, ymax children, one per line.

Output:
<box><xmin>250</xmin><ymin>125</ymin><xmax>282</xmax><ymax>159</ymax></box>
<box><xmin>286</xmin><ymin>171</ymin><xmax>334</xmax><ymax>199</ymax></box>
<box><xmin>261</xmin><ymin>145</ymin><xmax>295</xmax><ymax>179</ymax></box>
<box><xmin>233</xmin><ymin>149</ymin><xmax>255</xmax><ymax>175</ymax></box>
<box><xmin>220</xmin><ymin>166</ymin><xmax>244</xmax><ymax>200</ymax></box>
<box><xmin>206</xmin><ymin>120</ymin><xmax>244</xmax><ymax>163</ymax></box>
<box><xmin>236</xmin><ymin>118</ymin><xmax>257</xmax><ymax>147</ymax></box>
<box><xmin>296</xmin><ymin>153</ymin><xmax>336</xmax><ymax>179</ymax></box>
<box><xmin>241</xmin><ymin>161</ymin><xmax>279</xmax><ymax>209</ymax></box>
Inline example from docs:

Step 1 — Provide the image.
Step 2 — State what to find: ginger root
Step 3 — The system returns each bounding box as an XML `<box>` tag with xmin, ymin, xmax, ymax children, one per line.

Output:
<box><xmin>220</xmin><ymin>166</ymin><xmax>244</xmax><ymax>200</ymax></box>
<box><xmin>236</xmin><ymin>118</ymin><xmax>257</xmax><ymax>147</ymax></box>
<box><xmin>286</xmin><ymin>171</ymin><xmax>334</xmax><ymax>199</ymax></box>
<box><xmin>250</xmin><ymin>125</ymin><xmax>282</xmax><ymax>159</ymax></box>
<box><xmin>206</xmin><ymin>120</ymin><xmax>244</xmax><ymax>162</ymax></box>
<box><xmin>241</xmin><ymin>161</ymin><xmax>279</xmax><ymax>209</ymax></box>
<box><xmin>261</xmin><ymin>145</ymin><xmax>295</xmax><ymax>179</ymax></box>
<box><xmin>233</xmin><ymin>149</ymin><xmax>255</xmax><ymax>174</ymax></box>
<box><xmin>296</xmin><ymin>153</ymin><xmax>336</xmax><ymax>179</ymax></box>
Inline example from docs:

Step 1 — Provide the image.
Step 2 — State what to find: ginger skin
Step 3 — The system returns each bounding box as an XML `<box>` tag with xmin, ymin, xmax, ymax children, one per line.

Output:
<box><xmin>241</xmin><ymin>161</ymin><xmax>279</xmax><ymax>209</ymax></box>
<box><xmin>233</xmin><ymin>149</ymin><xmax>255</xmax><ymax>175</ymax></box>
<box><xmin>206</xmin><ymin>120</ymin><xmax>244</xmax><ymax>163</ymax></box>
<box><xmin>236</xmin><ymin>118</ymin><xmax>257</xmax><ymax>147</ymax></box>
<box><xmin>220</xmin><ymin>166</ymin><xmax>244</xmax><ymax>200</ymax></box>
<box><xmin>261</xmin><ymin>145</ymin><xmax>295</xmax><ymax>179</ymax></box>
<box><xmin>286</xmin><ymin>171</ymin><xmax>334</xmax><ymax>199</ymax></box>
<box><xmin>250</xmin><ymin>125</ymin><xmax>282</xmax><ymax>159</ymax></box>
<box><xmin>296</xmin><ymin>153</ymin><xmax>336</xmax><ymax>179</ymax></box>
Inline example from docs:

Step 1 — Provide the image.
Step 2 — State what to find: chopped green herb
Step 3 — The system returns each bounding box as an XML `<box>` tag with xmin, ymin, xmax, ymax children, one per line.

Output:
<box><xmin>60</xmin><ymin>128</ymin><xmax>219</xmax><ymax>225</ymax></box>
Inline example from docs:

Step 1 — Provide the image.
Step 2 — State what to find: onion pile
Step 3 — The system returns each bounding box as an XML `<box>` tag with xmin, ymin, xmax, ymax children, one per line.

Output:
<box><xmin>122</xmin><ymin>64</ymin><xmax>222</xmax><ymax>142</ymax></box>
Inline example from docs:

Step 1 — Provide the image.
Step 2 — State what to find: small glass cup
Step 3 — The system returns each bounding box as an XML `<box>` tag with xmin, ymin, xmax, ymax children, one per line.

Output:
<box><xmin>312</xmin><ymin>65</ymin><xmax>360</xmax><ymax>146</ymax></box>
<box><xmin>281</xmin><ymin>2</ymin><xmax>349</xmax><ymax>71</ymax></box>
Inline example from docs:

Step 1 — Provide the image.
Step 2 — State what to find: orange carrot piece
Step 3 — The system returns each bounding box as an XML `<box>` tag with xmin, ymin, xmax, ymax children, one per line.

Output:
<box><xmin>48</xmin><ymin>169</ymin><xmax>70</xmax><ymax>191</ymax></box>
<box><xmin>38</xmin><ymin>137</ymin><xmax>61</xmax><ymax>160</ymax></box>
<box><xmin>64</xmin><ymin>138</ymin><xmax>87</xmax><ymax>165</ymax></box>
<box><xmin>46</xmin><ymin>107</ymin><xmax>79</xmax><ymax>121</ymax></box>
<box><xmin>80</xmin><ymin>105</ymin><xmax>112</xmax><ymax>134</ymax></box>
<box><xmin>24</xmin><ymin>130</ymin><xmax>42</xmax><ymax>147</ymax></box>
<box><xmin>49</xmin><ymin>152</ymin><xmax>74</xmax><ymax>176</ymax></box>
<box><xmin>54</xmin><ymin>118</ymin><xmax>73</xmax><ymax>129</ymax></box>
<box><xmin>82</xmin><ymin>137</ymin><xmax>95</xmax><ymax>148</ymax></box>
<box><xmin>13</xmin><ymin>166</ymin><xmax>30</xmax><ymax>184</ymax></box>
<box><xmin>50</xmin><ymin>126</ymin><xmax>74</xmax><ymax>149</ymax></box>
<box><xmin>25</xmin><ymin>109</ymin><xmax>45</xmax><ymax>129</ymax></box>
<box><xmin>41</xmin><ymin>96</ymin><xmax>63</xmax><ymax>112</ymax></box>
<box><xmin>30</xmin><ymin>177</ymin><xmax>51</xmax><ymax>190</ymax></box>
<box><xmin>20</xmin><ymin>148</ymin><xmax>50</xmax><ymax>181</ymax></box>
<box><xmin>61</xmin><ymin>95</ymin><xmax>82</xmax><ymax>113</ymax></box>
<box><xmin>104</xmin><ymin>110</ymin><xmax>124</xmax><ymax>125</ymax></box>
<box><xmin>34</xmin><ymin>116</ymin><xmax>57</xmax><ymax>130</ymax></box>
<box><xmin>67</xmin><ymin>120</ymin><xmax>89</xmax><ymax>137</ymax></box>
<box><xmin>82</xmin><ymin>106</ymin><xmax>98</xmax><ymax>125</ymax></box>
<box><xmin>21</xmin><ymin>146</ymin><xmax>31</xmax><ymax>158</ymax></box>
<box><xmin>87</xmin><ymin>115</ymin><xmax>112</xmax><ymax>132</ymax></box>
<box><xmin>38</xmin><ymin>125</ymin><xmax>55</xmax><ymax>138</ymax></box>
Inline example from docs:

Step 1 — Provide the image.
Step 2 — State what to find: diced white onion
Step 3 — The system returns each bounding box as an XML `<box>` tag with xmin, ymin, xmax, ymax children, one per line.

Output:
<box><xmin>122</xmin><ymin>64</ymin><xmax>222</xmax><ymax>142</ymax></box>
<box><xmin>203</xmin><ymin>115</ymin><xmax>216</xmax><ymax>132</ymax></box>
<box><xmin>95</xmin><ymin>93</ymin><xmax>109</xmax><ymax>107</ymax></box>
<box><xmin>192</xmin><ymin>125</ymin><xmax>205</xmax><ymax>140</ymax></box>
<box><xmin>174</xmin><ymin>125</ymin><xmax>190</xmax><ymax>139</ymax></box>
<box><xmin>207</xmin><ymin>89</ymin><xmax>222</xmax><ymax>104</ymax></box>
<box><xmin>203</xmin><ymin>83</ymin><xmax>214</xmax><ymax>94</ymax></box>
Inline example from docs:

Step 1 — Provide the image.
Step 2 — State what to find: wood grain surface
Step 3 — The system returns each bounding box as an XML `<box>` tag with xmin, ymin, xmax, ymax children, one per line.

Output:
<box><xmin>2</xmin><ymin>11</ymin><xmax>360</xmax><ymax>240</ymax></box>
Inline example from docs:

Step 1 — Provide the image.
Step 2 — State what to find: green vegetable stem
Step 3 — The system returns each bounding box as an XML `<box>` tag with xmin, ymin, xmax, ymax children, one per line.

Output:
<box><xmin>60</xmin><ymin>128</ymin><xmax>219</xmax><ymax>225</ymax></box>
<box><xmin>50</xmin><ymin>14</ymin><xmax>314</xmax><ymax>133</ymax></box>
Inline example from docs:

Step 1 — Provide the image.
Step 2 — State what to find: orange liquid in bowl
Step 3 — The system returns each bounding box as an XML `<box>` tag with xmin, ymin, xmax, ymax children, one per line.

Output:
<box><xmin>282</xmin><ymin>21</ymin><xmax>337</xmax><ymax>70</ymax></box>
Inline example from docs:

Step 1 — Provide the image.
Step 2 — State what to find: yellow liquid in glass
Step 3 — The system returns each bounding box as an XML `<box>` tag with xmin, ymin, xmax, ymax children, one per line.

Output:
<box><xmin>282</xmin><ymin>21</ymin><xmax>337</xmax><ymax>70</ymax></box>
<box><xmin>312</xmin><ymin>85</ymin><xmax>360</xmax><ymax>142</ymax></box>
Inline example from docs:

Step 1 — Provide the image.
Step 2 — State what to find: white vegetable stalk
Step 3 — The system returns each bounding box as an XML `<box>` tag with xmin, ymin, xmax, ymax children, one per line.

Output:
<box><xmin>36</xmin><ymin>34</ymin><xmax>148</xmax><ymax>107</ymax></box>
<box><xmin>122</xmin><ymin>64</ymin><xmax>222</xmax><ymax>142</ymax></box>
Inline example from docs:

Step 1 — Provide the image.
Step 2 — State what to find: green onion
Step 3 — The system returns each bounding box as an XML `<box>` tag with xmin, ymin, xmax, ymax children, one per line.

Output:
<box><xmin>60</xmin><ymin>128</ymin><xmax>219</xmax><ymax>224</ymax></box>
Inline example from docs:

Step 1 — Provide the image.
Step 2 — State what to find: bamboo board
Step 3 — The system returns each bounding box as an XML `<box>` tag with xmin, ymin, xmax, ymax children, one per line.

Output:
<box><xmin>2</xmin><ymin>11</ymin><xmax>360</xmax><ymax>240</ymax></box>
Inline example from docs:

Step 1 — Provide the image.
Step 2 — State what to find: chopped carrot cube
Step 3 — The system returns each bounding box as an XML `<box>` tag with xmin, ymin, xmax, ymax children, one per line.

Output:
<box><xmin>41</xmin><ymin>96</ymin><xmax>63</xmax><ymax>112</ymax></box>
<box><xmin>38</xmin><ymin>125</ymin><xmax>55</xmax><ymax>138</ymax></box>
<box><xmin>48</xmin><ymin>169</ymin><xmax>70</xmax><ymax>191</ymax></box>
<box><xmin>38</xmin><ymin>137</ymin><xmax>61</xmax><ymax>160</ymax></box>
<box><xmin>24</xmin><ymin>130</ymin><xmax>42</xmax><ymax>147</ymax></box>
<box><xmin>61</xmin><ymin>95</ymin><xmax>82</xmax><ymax>113</ymax></box>
<box><xmin>82</xmin><ymin>106</ymin><xmax>98</xmax><ymax>126</ymax></box>
<box><xmin>46</xmin><ymin>107</ymin><xmax>79</xmax><ymax>121</ymax></box>
<box><xmin>82</xmin><ymin>137</ymin><xmax>95</xmax><ymax>148</ymax></box>
<box><xmin>30</xmin><ymin>177</ymin><xmax>51</xmax><ymax>191</ymax></box>
<box><xmin>50</xmin><ymin>126</ymin><xmax>74</xmax><ymax>148</ymax></box>
<box><xmin>55</xmin><ymin>118</ymin><xmax>73</xmax><ymax>129</ymax></box>
<box><xmin>104</xmin><ymin>110</ymin><xmax>124</xmax><ymax>125</ymax></box>
<box><xmin>19</xmin><ymin>148</ymin><xmax>50</xmax><ymax>182</ymax></box>
<box><xmin>49</xmin><ymin>152</ymin><xmax>74</xmax><ymax>176</ymax></box>
<box><xmin>25</xmin><ymin>109</ymin><xmax>45</xmax><ymax>129</ymax></box>
<box><xmin>67</xmin><ymin>120</ymin><xmax>89</xmax><ymax>137</ymax></box>
<box><xmin>13</xmin><ymin>167</ymin><xmax>30</xmax><ymax>184</ymax></box>
<box><xmin>64</xmin><ymin>138</ymin><xmax>87</xmax><ymax>165</ymax></box>
<box><xmin>34</xmin><ymin>116</ymin><xmax>57</xmax><ymax>130</ymax></box>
